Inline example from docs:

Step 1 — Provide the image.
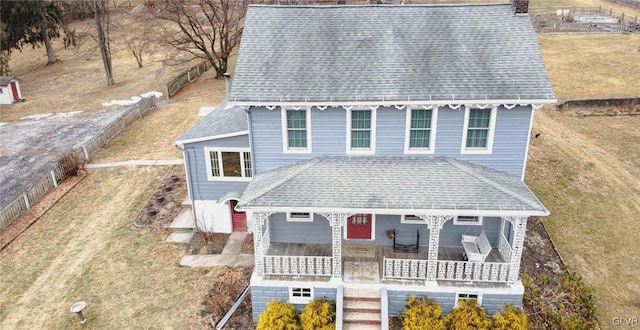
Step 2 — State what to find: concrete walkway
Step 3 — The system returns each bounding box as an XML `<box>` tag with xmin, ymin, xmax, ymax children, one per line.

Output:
<box><xmin>86</xmin><ymin>159</ymin><xmax>184</xmax><ymax>168</ymax></box>
<box><xmin>179</xmin><ymin>231</ymin><xmax>254</xmax><ymax>267</ymax></box>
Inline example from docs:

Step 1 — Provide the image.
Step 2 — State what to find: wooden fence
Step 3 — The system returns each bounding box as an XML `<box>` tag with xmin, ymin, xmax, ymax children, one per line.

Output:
<box><xmin>0</xmin><ymin>96</ymin><xmax>157</xmax><ymax>232</ymax></box>
<box><xmin>165</xmin><ymin>62</ymin><xmax>210</xmax><ymax>98</ymax></box>
<box><xmin>531</xmin><ymin>6</ymin><xmax>639</xmax><ymax>33</ymax></box>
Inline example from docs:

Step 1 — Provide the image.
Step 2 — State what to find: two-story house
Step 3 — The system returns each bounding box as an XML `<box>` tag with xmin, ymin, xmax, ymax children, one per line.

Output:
<box><xmin>175</xmin><ymin>1</ymin><xmax>555</xmax><ymax>326</ymax></box>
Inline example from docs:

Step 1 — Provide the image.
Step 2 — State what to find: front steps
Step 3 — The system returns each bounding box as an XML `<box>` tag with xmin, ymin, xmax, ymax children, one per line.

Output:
<box><xmin>343</xmin><ymin>288</ymin><xmax>382</xmax><ymax>330</ymax></box>
<box><xmin>166</xmin><ymin>197</ymin><xmax>195</xmax><ymax>243</ymax></box>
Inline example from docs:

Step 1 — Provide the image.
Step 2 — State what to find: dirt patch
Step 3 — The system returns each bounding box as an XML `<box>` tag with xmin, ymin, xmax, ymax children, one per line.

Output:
<box><xmin>186</xmin><ymin>232</ymin><xmax>229</xmax><ymax>255</ymax></box>
<box><xmin>240</xmin><ymin>233</ymin><xmax>254</xmax><ymax>254</ymax></box>
<box><xmin>520</xmin><ymin>218</ymin><xmax>565</xmax><ymax>281</ymax></box>
<box><xmin>200</xmin><ymin>265</ymin><xmax>255</xmax><ymax>329</ymax></box>
<box><xmin>133</xmin><ymin>166</ymin><xmax>187</xmax><ymax>228</ymax></box>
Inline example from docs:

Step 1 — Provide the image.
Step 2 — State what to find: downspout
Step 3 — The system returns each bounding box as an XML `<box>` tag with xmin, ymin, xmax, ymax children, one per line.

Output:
<box><xmin>245</xmin><ymin>106</ymin><xmax>255</xmax><ymax>232</ymax></box>
<box><xmin>174</xmin><ymin>142</ymin><xmax>199</xmax><ymax>231</ymax></box>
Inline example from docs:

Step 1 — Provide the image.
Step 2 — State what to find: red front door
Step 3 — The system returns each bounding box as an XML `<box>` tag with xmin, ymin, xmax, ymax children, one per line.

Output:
<box><xmin>10</xmin><ymin>81</ymin><xmax>19</xmax><ymax>102</ymax></box>
<box><xmin>229</xmin><ymin>200</ymin><xmax>247</xmax><ymax>231</ymax></box>
<box><xmin>346</xmin><ymin>214</ymin><xmax>372</xmax><ymax>239</ymax></box>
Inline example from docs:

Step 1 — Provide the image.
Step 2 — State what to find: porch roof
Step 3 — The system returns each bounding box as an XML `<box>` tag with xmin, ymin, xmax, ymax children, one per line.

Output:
<box><xmin>237</xmin><ymin>156</ymin><xmax>548</xmax><ymax>216</ymax></box>
<box><xmin>174</xmin><ymin>100</ymin><xmax>247</xmax><ymax>145</ymax></box>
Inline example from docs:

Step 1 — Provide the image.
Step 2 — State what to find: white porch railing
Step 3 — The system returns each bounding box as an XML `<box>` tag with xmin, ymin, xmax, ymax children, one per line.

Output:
<box><xmin>383</xmin><ymin>258</ymin><xmax>511</xmax><ymax>283</ymax></box>
<box><xmin>383</xmin><ymin>258</ymin><xmax>428</xmax><ymax>280</ymax></box>
<box><xmin>436</xmin><ymin>260</ymin><xmax>510</xmax><ymax>282</ymax></box>
<box><xmin>498</xmin><ymin>233</ymin><xmax>512</xmax><ymax>264</ymax></box>
<box><xmin>264</xmin><ymin>256</ymin><xmax>333</xmax><ymax>276</ymax></box>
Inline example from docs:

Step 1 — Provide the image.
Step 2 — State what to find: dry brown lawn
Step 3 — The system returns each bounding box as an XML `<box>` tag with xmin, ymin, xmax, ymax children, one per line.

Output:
<box><xmin>527</xmin><ymin>108</ymin><xmax>640</xmax><ymax>329</ymax></box>
<box><xmin>538</xmin><ymin>34</ymin><xmax>640</xmax><ymax>100</ymax></box>
<box><xmin>0</xmin><ymin>166</ymin><xmax>226</xmax><ymax>328</ymax></box>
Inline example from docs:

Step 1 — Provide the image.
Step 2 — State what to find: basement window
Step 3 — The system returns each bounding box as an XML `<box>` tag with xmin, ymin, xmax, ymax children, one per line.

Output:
<box><xmin>455</xmin><ymin>292</ymin><xmax>482</xmax><ymax>307</ymax></box>
<box><xmin>289</xmin><ymin>287</ymin><xmax>313</xmax><ymax>304</ymax></box>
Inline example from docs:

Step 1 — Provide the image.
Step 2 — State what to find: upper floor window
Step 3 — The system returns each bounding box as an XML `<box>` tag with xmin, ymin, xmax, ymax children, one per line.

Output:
<box><xmin>281</xmin><ymin>108</ymin><xmax>311</xmax><ymax>153</ymax></box>
<box><xmin>205</xmin><ymin>148</ymin><xmax>252</xmax><ymax>181</ymax></box>
<box><xmin>404</xmin><ymin>108</ymin><xmax>437</xmax><ymax>154</ymax></box>
<box><xmin>347</xmin><ymin>109</ymin><xmax>376</xmax><ymax>154</ymax></box>
<box><xmin>461</xmin><ymin>106</ymin><xmax>496</xmax><ymax>154</ymax></box>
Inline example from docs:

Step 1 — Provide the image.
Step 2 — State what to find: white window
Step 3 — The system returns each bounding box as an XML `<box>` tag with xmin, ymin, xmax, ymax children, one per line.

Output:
<box><xmin>205</xmin><ymin>148</ymin><xmax>252</xmax><ymax>181</ymax></box>
<box><xmin>401</xmin><ymin>214</ymin><xmax>426</xmax><ymax>224</ymax></box>
<box><xmin>461</xmin><ymin>106</ymin><xmax>497</xmax><ymax>154</ymax></box>
<box><xmin>346</xmin><ymin>108</ymin><xmax>376</xmax><ymax>154</ymax></box>
<box><xmin>455</xmin><ymin>292</ymin><xmax>482</xmax><ymax>307</ymax></box>
<box><xmin>286</xmin><ymin>212</ymin><xmax>314</xmax><ymax>222</ymax></box>
<box><xmin>289</xmin><ymin>287</ymin><xmax>313</xmax><ymax>304</ymax></box>
<box><xmin>281</xmin><ymin>107</ymin><xmax>312</xmax><ymax>153</ymax></box>
<box><xmin>453</xmin><ymin>216</ymin><xmax>483</xmax><ymax>226</ymax></box>
<box><xmin>404</xmin><ymin>108</ymin><xmax>438</xmax><ymax>154</ymax></box>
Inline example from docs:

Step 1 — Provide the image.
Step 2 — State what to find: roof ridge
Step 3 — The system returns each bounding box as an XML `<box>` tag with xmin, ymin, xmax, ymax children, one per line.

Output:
<box><xmin>240</xmin><ymin>157</ymin><xmax>324</xmax><ymax>206</ymax></box>
<box><xmin>444</xmin><ymin>158</ymin><xmax>541</xmax><ymax>210</ymax></box>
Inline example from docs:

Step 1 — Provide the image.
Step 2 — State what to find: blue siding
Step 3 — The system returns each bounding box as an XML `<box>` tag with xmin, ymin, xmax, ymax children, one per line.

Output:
<box><xmin>250</xmin><ymin>105</ymin><xmax>531</xmax><ymax>177</ymax></box>
<box><xmin>183</xmin><ymin>135</ymin><xmax>250</xmax><ymax>200</ymax></box>
<box><xmin>251</xmin><ymin>285</ymin><xmax>337</xmax><ymax>321</ymax></box>
<box><xmin>387</xmin><ymin>290</ymin><xmax>523</xmax><ymax>316</ymax></box>
<box><xmin>267</xmin><ymin>213</ymin><xmax>503</xmax><ymax>248</ymax></box>
<box><xmin>269</xmin><ymin>213</ymin><xmax>332</xmax><ymax>244</ymax></box>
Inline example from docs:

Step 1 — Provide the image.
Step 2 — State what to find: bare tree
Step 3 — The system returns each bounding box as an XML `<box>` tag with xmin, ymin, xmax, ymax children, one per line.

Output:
<box><xmin>92</xmin><ymin>0</ymin><xmax>115</xmax><ymax>86</ymax></box>
<box><xmin>122</xmin><ymin>30</ymin><xmax>153</xmax><ymax>68</ymax></box>
<box><xmin>155</xmin><ymin>0</ymin><xmax>247</xmax><ymax>78</ymax></box>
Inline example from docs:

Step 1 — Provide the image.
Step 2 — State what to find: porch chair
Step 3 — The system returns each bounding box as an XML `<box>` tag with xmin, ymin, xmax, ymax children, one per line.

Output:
<box><xmin>461</xmin><ymin>231</ymin><xmax>491</xmax><ymax>262</ymax></box>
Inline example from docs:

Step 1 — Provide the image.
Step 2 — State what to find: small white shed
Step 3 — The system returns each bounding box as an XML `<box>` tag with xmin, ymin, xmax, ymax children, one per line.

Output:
<box><xmin>0</xmin><ymin>76</ymin><xmax>23</xmax><ymax>105</ymax></box>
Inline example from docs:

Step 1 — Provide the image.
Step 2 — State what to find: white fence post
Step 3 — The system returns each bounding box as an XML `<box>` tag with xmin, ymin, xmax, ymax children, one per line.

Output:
<box><xmin>187</xmin><ymin>70</ymin><xmax>191</xmax><ymax>82</ymax></box>
<box><xmin>51</xmin><ymin>170</ymin><xmax>58</xmax><ymax>188</ymax></box>
<box><xmin>23</xmin><ymin>192</ymin><xmax>31</xmax><ymax>210</ymax></box>
<box><xmin>82</xmin><ymin>146</ymin><xmax>90</xmax><ymax>161</ymax></box>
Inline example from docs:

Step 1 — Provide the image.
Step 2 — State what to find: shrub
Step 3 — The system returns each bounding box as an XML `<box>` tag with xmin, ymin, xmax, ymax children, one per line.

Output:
<box><xmin>256</xmin><ymin>300</ymin><xmax>300</xmax><ymax>330</ymax></box>
<box><xmin>401</xmin><ymin>295</ymin><xmax>444</xmax><ymax>330</ymax></box>
<box><xmin>441</xmin><ymin>299</ymin><xmax>492</xmax><ymax>330</ymax></box>
<box><xmin>300</xmin><ymin>298</ymin><xmax>336</xmax><ymax>330</ymax></box>
<box><xmin>492</xmin><ymin>304</ymin><xmax>528</xmax><ymax>330</ymax></box>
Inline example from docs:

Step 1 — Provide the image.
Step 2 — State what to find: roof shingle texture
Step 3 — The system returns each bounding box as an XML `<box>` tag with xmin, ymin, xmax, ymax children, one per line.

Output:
<box><xmin>238</xmin><ymin>156</ymin><xmax>547</xmax><ymax>213</ymax></box>
<box><xmin>230</xmin><ymin>4</ymin><xmax>555</xmax><ymax>103</ymax></box>
<box><xmin>175</xmin><ymin>100</ymin><xmax>248</xmax><ymax>142</ymax></box>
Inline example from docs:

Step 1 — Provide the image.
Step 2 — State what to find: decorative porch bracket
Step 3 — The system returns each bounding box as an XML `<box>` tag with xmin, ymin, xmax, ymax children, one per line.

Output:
<box><xmin>503</xmin><ymin>216</ymin><xmax>528</xmax><ymax>284</ymax></box>
<box><xmin>419</xmin><ymin>215</ymin><xmax>453</xmax><ymax>281</ymax></box>
<box><xmin>252</xmin><ymin>212</ymin><xmax>273</xmax><ymax>276</ymax></box>
<box><xmin>320</xmin><ymin>212</ymin><xmax>353</xmax><ymax>279</ymax></box>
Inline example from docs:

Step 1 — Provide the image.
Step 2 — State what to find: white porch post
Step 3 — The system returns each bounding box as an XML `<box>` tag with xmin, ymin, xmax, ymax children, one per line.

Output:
<box><xmin>252</xmin><ymin>212</ymin><xmax>272</xmax><ymax>276</ymax></box>
<box><xmin>498</xmin><ymin>217</ymin><xmax>506</xmax><ymax>252</ymax></box>
<box><xmin>320</xmin><ymin>213</ymin><xmax>352</xmax><ymax>279</ymax></box>
<box><xmin>422</xmin><ymin>215</ymin><xmax>452</xmax><ymax>282</ymax></box>
<box><xmin>504</xmin><ymin>216</ymin><xmax>528</xmax><ymax>284</ymax></box>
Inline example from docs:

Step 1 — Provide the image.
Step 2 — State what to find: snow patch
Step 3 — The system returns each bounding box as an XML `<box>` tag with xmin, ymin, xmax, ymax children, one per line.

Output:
<box><xmin>102</xmin><ymin>91</ymin><xmax>163</xmax><ymax>107</ymax></box>
<box><xmin>0</xmin><ymin>122</ymin><xmax>6</xmax><ymax>127</ymax></box>
<box><xmin>19</xmin><ymin>111</ymin><xmax>84</xmax><ymax>120</ymax></box>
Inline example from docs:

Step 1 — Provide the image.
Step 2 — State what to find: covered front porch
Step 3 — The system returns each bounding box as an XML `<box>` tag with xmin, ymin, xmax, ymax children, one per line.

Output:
<box><xmin>251</xmin><ymin>213</ymin><xmax>523</xmax><ymax>284</ymax></box>
<box><xmin>237</xmin><ymin>156</ymin><xmax>548</xmax><ymax>286</ymax></box>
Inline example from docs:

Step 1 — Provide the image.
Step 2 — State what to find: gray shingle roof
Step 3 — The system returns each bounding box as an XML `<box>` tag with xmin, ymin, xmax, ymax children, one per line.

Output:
<box><xmin>230</xmin><ymin>4</ymin><xmax>555</xmax><ymax>104</ymax></box>
<box><xmin>175</xmin><ymin>100</ymin><xmax>248</xmax><ymax>144</ymax></box>
<box><xmin>238</xmin><ymin>156</ymin><xmax>547</xmax><ymax>214</ymax></box>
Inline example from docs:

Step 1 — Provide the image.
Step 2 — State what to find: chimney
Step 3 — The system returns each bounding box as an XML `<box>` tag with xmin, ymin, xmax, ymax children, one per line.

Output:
<box><xmin>223</xmin><ymin>73</ymin><xmax>231</xmax><ymax>97</ymax></box>
<box><xmin>511</xmin><ymin>0</ymin><xmax>529</xmax><ymax>14</ymax></box>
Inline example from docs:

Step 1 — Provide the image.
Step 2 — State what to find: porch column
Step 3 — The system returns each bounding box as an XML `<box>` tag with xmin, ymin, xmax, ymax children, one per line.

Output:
<box><xmin>320</xmin><ymin>212</ymin><xmax>352</xmax><ymax>279</ymax></box>
<box><xmin>421</xmin><ymin>215</ymin><xmax>453</xmax><ymax>282</ymax></box>
<box><xmin>504</xmin><ymin>216</ymin><xmax>528</xmax><ymax>284</ymax></box>
<box><xmin>252</xmin><ymin>212</ymin><xmax>273</xmax><ymax>276</ymax></box>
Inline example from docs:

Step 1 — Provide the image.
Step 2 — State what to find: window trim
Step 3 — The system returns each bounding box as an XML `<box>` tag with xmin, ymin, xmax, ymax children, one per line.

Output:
<box><xmin>453</xmin><ymin>215</ymin><xmax>483</xmax><ymax>226</ymax></box>
<box><xmin>404</xmin><ymin>107</ymin><xmax>438</xmax><ymax>154</ymax></box>
<box><xmin>346</xmin><ymin>108</ymin><xmax>376</xmax><ymax>154</ymax></box>
<box><xmin>401</xmin><ymin>214</ymin><xmax>426</xmax><ymax>224</ymax></box>
<box><xmin>289</xmin><ymin>287</ymin><xmax>314</xmax><ymax>304</ymax></box>
<box><xmin>286</xmin><ymin>212</ymin><xmax>314</xmax><ymax>222</ymax></box>
<box><xmin>455</xmin><ymin>292</ymin><xmax>483</xmax><ymax>308</ymax></box>
<box><xmin>204</xmin><ymin>147</ymin><xmax>252</xmax><ymax>182</ymax></box>
<box><xmin>460</xmin><ymin>106</ymin><xmax>497</xmax><ymax>154</ymax></box>
<box><xmin>281</xmin><ymin>107</ymin><xmax>312</xmax><ymax>153</ymax></box>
